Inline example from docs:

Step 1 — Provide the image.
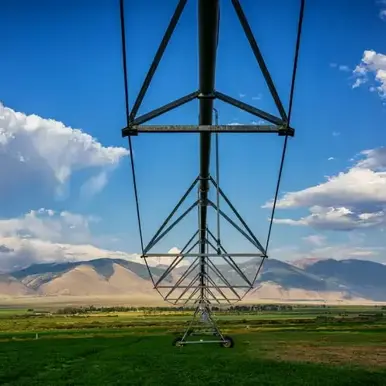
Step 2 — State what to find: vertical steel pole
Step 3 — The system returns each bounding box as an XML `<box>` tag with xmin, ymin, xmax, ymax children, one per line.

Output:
<box><xmin>213</xmin><ymin>108</ymin><xmax>221</xmax><ymax>254</ymax></box>
<box><xmin>198</xmin><ymin>0</ymin><xmax>220</xmax><ymax>301</ymax></box>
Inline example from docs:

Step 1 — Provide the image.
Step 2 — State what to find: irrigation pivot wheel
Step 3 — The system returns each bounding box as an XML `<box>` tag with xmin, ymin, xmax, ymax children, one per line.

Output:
<box><xmin>221</xmin><ymin>336</ymin><xmax>234</xmax><ymax>349</ymax></box>
<box><xmin>172</xmin><ymin>337</ymin><xmax>185</xmax><ymax>347</ymax></box>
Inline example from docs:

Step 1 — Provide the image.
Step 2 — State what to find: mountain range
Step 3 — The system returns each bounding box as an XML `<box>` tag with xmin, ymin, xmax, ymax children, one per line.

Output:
<box><xmin>1</xmin><ymin>256</ymin><xmax>386</xmax><ymax>304</ymax></box>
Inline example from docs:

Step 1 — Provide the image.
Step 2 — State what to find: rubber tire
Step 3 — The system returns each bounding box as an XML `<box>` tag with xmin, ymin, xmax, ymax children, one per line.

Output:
<box><xmin>172</xmin><ymin>336</ymin><xmax>184</xmax><ymax>347</ymax></box>
<box><xmin>220</xmin><ymin>335</ymin><xmax>234</xmax><ymax>348</ymax></box>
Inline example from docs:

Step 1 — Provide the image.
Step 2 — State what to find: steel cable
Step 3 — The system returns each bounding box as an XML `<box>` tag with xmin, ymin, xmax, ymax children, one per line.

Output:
<box><xmin>119</xmin><ymin>0</ymin><xmax>168</xmax><ymax>298</ymax></box>
<box><xmin>264</xmin><ymin>0</ymin><xmax>305</xmax><ymax>256</ymax></box>
<box><xmin>119</xmin><ymin>0</ymin><xmax>145</xmax><ymax>256</ymax></box>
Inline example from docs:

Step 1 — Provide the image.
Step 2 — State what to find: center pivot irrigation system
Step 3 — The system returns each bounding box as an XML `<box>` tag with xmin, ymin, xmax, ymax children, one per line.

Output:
<box><xmin>119</xmin><ymin>0</ymin><xmax>305</xmax><ymax>348</ymax></box>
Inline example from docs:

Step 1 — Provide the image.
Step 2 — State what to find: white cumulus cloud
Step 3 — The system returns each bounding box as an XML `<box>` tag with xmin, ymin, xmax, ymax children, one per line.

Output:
<box><xmin>0</xmin><ymin>103</ymin><xmax>128</xmax><ymax>199</ymax></box>
<box><xmin>302</xmin><ymin>235</ymin><xmax>326</xmax><ymax>246</ymax></box>
<box><xmin>377</xmin><ymin>0</ymin><xmax>386</xmax><ymax>20</ymax></box>
<box><xmin>355</xmin><ymin>147</ymin><xmax>386</xmax><ymax>170</ymax></box>
<box><xmin>80</xmin><ymin>171</ymin><xmax>109</xmax><ymax>198</ymax></box>
<box><xmin>352</xmin><ymin>50</ymin><xmax>386</xmax><ymax>99</ymax></box>
<box><xmin>274</xmin><ymin>206</ymin><xmax>385</xmax><ymax>231</ymax></box>
<box><xmin>263</xmin><ymin>147</ymin><xmax>386</xmax><ymax>231</ymax></box>
<box><xmin>0</xmin><ymin>208</ymin><xmax>96</xmax><ymax>244</ymax></box>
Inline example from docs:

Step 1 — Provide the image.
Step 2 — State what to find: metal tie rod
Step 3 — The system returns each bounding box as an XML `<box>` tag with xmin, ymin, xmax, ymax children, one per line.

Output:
<box><xmin>123</xmin><ymin>124</ymin><xmax>293</xmax><ymax>135</ymax></box>
<box><xmin>142</xmin><ymin>253</ymin><xmax>265</xmax><ymax>257</ymax></box>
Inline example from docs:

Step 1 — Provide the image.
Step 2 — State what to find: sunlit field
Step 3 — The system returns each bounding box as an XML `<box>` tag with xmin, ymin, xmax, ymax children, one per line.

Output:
<box><xmin>0</xmin><ymin>304</ymin><xmax>386</xmax><ymax>385</ymax></box>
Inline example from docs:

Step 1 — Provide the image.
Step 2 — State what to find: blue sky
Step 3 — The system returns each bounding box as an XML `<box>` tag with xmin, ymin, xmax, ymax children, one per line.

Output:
<box><xmin>0</xmin><ymin>0</ymin><xmax>385</xmax><ymax>271</ymax></box>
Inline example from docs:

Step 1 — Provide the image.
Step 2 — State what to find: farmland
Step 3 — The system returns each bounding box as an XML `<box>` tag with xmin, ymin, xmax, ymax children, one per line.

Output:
<box><xmin>0</xmin><ymin>304</ymin><xmax>386</xmax><ymax>385</ymax></box>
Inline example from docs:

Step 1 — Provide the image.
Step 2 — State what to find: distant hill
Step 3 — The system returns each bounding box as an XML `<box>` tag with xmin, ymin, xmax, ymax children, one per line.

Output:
<box><xmin>8</xmin><ymin>258</ymin><xmax>171</xmax><ymax>297</ymax></box>
<box><xmin>303</xmin><ymin>259</ymin><xmax>386</xmax><ymax>301</ymax></box>
<box><xmin>0</xmin><ymin>257</ymin><xmax>385</xmax><ymax>303</ymax></box>
<box><xmin>257</xmin><ymin>259</ymin><xmax>331</xmax><ymax>291</ymax></box>
<box><xmin>290</xmin><ymin>258</ymin><xmax>326</xmax><ymax>269</ymax></box>
<box><xmin>0</xmin><ymin>274</ymin><xmax>35</xmax><ymax>297</ymax></box>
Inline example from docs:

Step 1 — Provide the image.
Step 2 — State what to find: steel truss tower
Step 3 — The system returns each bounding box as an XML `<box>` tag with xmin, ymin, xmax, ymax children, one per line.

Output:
<box><xmin>119</xmin><ymin>0</ymin><xmax>304</xmax><ymax>347</ymax></box>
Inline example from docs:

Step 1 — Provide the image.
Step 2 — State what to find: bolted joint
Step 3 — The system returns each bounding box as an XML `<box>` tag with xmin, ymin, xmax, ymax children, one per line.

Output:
<box><xmin>197</xmin><ymin>92</ymin><xmax>216</xmax><ymax>100</ymax></box>
<box><xmin>122</xmin><ymin>125</ymin><xmax>138</xmax><ymax>137</ymax></box>
<box><xmin>278</xmin><ymin>125</ymin><xmax>295</xmax><ymax>137</ymax></box>
<box><xmin>199</xmin><ymin>198</ymin><xmax>209</xmax><ymax>206</ymax></box>
<box><xmin>199</xmin><ymin>176</ymin><xmax>210</xmax><ymax>194</ymax></box>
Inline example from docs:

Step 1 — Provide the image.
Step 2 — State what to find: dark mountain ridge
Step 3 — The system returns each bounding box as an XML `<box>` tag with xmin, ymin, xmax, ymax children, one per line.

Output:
<box><xmin>1</xmin><ymin>257</ymin><xmax>385</xmax><ymax>302</ymax></box>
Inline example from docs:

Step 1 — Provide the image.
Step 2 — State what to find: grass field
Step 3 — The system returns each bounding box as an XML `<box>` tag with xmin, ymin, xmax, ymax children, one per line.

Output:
<box><xmin>1</xmin><ymin>305</ymin><xmax>386</xmax><ymax>385</ymax></box>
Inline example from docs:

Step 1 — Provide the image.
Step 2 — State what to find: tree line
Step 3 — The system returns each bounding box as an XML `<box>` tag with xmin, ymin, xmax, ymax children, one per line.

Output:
<box><xmin>55</xmin><ymin>304</ymin><xmax>295</xmax><ymax>315</ymax></box>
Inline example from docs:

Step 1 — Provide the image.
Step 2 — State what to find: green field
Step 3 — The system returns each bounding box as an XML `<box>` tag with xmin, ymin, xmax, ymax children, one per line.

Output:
<box><xmin>1</xmin><ymin>305</ymin><xmax>386</xmax><ymax>385</ymax></box>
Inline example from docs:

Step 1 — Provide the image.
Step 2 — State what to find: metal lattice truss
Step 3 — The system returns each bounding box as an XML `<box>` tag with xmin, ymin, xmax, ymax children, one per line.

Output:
<box><xmin>141</xmin><ymin>175</ymin><xmax>266</xmax><ymax>305</ymax></box>
<box><xmin>122</xmin><ymin>0</ymin><xmax>293</xmax><ymax>138</ymax></box>
<box><xmin>120</xmin><ymin>0</ymin><xmax>305</xmax><ymax>309</ymax></box>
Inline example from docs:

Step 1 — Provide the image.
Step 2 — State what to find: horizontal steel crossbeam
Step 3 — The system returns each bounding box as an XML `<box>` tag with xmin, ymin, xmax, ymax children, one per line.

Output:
<box><xmin>143</xmin><ymin>253</ymin><xmax>264</xmax><ymax>258</ymax></box>
<box><xmin>122</xmin><ymin>124</ymin><xmax>293</xmax><ymax>136</ymax></box>
<box><xmin>156</xmin><ymin>285</ymin><xmax>250</xmax><ymax>288</ymax></box>
<box><xmin>167</xmin><ymin>298</ymin><xmax>239</xmax><ymax>302</ymax></box>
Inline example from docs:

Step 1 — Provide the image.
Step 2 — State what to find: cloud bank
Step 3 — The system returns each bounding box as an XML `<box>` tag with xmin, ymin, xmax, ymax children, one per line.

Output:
<box><xmin>0</xmin><ymin>209</ymin><xmax>187</xmax><ymax>272</ymax></box>
<box><xmin>264</xmin><ymin>147</ymin><xmax>386</xmax><ymax>231</ymax></box>
<box><xmin>0</xmin><ymin>208</ymin><xmax>142</xmax><ymax>271</ymax></box>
